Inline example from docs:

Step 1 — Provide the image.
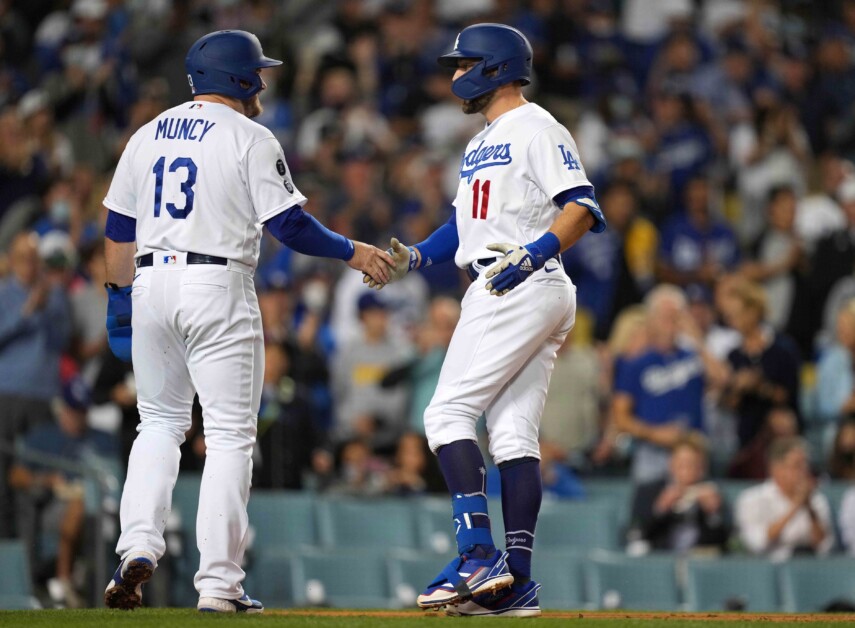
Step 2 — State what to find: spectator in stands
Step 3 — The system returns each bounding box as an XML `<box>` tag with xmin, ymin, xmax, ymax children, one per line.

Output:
<box><xmin>326</xmin><ymin>438</ymin><xmax>389</xmax><ymax>496</ymax></box>
<box><xmin>564</xmin><ymin>180</ymin><xmax>658</xmax><ymax>339</ymax></box>
<box><xmin>0</xmin><ymin>107</ymin><xmax>49</xmax><ymax>223</ymax></box>
<box><xmin>612</xmin><ymin>285</ymin><xmax>706</xmax><ymax>483</ymax></box>
<box><xmin>829</xmin><ymin>418</ymin><xmax>855</xmax><ymax>481</ymax></box>
<box><xmin>740</xmin><ymin>186</ymin><xmax>803</xmax><ymax>331</ymax></box>
<box><xmin>736</xmin><ymin>437</ymin><xmax>833</xmax><ymax>560</ymax></box>
<box><xmin>382</xmin><ymin>432</ymin><xmax>443</xmax><ymax>496</ymax></box>
<box><xmin>8</xmin><ymin>377</ymin><xmax>116</xmax><ymax>607</ymax></box>
<box><xmin>657</xmin><ymin>175</ymin><xmax>740</xmax><ymax>290</ymax></box>
<box><xmin>627</xmin><ymin>437</ymin><xmax>730</xmax><ymax>554</ymax></box>
<box><xmin>18</xmin><ymin>89</ymin><xmax>74</xmax><ymax>179</ymax></box>
<box><xmin>723</xmin><ymin>279</ymin><xmax>801</xmax><ymax>450</ymax></box>
<box><xmin>839</xmin><ymin>475</ymin><xmax>855</xmax><ymax>556</ymax></box>
<box><xmin>380</xmin><ymin>296</ymin><xmax>461</xmax><ymax>433</ymax></box>
<box><xmin>728</xmin><ymin>405</ymin><xmax>799</xmax><ymax>480</ymax></box>
<box><xmin>69</xmin><ymin>239</ymin><xmax>107</xmax><ymax>378</ymax></box>
<box><xmin>0</xmin><ymin>231</ymin><xmax>71</xmax><ymax>537</ymax></box>
<box><xmin>331</xmin><ymin>292</ymin><xmax>413</xmax><ymax>452</ymax></box>
<box><xmin>817</xmin><ymin>298</ymin><xmax>855</xmax><ymax>423</ymax></box>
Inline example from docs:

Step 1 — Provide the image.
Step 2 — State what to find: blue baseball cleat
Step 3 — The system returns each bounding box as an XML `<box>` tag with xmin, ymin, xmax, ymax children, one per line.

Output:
<box><xmin>197</xmin><ymin>593</ymin><xmax>264</xmax><ymax>613</ymax></box>
<box><xmin>446</xmin><ymin>580</ymin><xmax>542</xmax><ymax>617</ymax></box>
<box><xmin>104</xmin><ymin>551</ymin><xmax>157</xmax><ymax>610</ymax></box>
<box><xmin>417</xmin><ymin>550</ymin><xmax>514</xmax><ymax>608</ymax></box>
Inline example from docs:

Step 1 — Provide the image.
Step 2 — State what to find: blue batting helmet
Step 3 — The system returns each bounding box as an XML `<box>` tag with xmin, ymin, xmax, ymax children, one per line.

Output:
<box><xmin>185</xmin><ymin>30</ymin><xmax>281</xmax><ymax>100</ymax></box>
<box><xmin>437</xmin><ymin>23</ymin><xmax>532</xmax><ymax>100</ymax></box>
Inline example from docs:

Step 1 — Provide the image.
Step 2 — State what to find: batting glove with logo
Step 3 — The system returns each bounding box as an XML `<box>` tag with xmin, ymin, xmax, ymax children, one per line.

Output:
<box><xmin>105</xmin><ymin>283</ymin><xmax>133</xmax><ymax>362</ymax></box>
<box><xmin>484</xmin><ymin>232</ymin><xmax>560</xmax><ymax>296</ymax></box>
<box><xmin>364</xmin><ymin>237</ymin><xmax>417</xmax><ymax>290</ymax></box>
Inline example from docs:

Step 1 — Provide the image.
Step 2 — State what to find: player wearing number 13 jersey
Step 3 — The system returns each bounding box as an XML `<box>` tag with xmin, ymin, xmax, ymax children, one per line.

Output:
<box><xmin>101</xmin><ymin>30</ymin><xmax>393</xmax><ymax>613</ymax></box>
<box><xmin>366</xmin><ymin>23</ymin><xmax>606</xmax><ymax>615</ymax></box>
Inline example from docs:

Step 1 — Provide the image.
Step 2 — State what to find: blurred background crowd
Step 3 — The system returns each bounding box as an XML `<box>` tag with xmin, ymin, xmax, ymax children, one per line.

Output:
<box><xmin>5</xmin><ymin>0</ymin><xmax>855</xmax><ymax>610</ymax></box>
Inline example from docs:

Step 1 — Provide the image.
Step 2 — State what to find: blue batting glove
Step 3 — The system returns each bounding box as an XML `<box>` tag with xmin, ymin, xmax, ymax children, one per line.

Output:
<box><xmin>484</xmin><ymin>233</ymin><xmax>560</xmax><ymax>296</ymax></box>
<box><xmin>105</xmin><ymin>283</ymin><xmax>133</xmax><ymax>362</ymax></box>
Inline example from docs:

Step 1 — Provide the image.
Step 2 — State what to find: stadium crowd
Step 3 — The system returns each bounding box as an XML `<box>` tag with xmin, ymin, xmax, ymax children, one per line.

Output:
<box><xmin>5</xmin><ymin>0</ymin><xmax>855</xmax><ymax>608</ymax></box>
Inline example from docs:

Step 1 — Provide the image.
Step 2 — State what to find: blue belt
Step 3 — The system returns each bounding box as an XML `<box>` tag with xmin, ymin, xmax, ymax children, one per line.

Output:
<box><xmin>136</xmin><ymin>252</ymin><xmax>228</xmax><ymax>267</ymax></box>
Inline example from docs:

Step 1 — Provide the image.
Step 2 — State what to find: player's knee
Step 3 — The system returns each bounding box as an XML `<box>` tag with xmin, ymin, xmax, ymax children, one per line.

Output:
<box><xmin>424</xmin><ymin>406</ymin><xmax>479</xmax><ymax>452</ymax></box>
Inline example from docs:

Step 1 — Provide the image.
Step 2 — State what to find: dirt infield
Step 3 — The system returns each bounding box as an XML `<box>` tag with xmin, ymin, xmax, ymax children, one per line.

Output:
<box><xmin>273</xmin><ymin>609</ymin><xmax>855</xmax><ymax>622</ymax></box>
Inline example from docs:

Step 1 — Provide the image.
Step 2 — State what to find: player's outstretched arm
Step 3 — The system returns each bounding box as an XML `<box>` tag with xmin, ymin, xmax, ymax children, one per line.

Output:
<box><xmin>348</xmin><ymin>241</ymin><xmax>396</xmax><ymax>286</ymax></box>
<box><xmin>364</xmin><ymin>213</ymin><xmax>460</xmax><ymax>290</ymax></box>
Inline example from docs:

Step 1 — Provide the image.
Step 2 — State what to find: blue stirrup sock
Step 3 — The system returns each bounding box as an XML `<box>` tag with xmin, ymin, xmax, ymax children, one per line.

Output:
<box><xmin>499</xmin><ymin>457</ymin><xmax>541</xmax><ymax>585</ymax></box>
<box><xmin>437</xmin><ymin>440</ymin><xmax>496</xmax><ymax>558</ymax></box>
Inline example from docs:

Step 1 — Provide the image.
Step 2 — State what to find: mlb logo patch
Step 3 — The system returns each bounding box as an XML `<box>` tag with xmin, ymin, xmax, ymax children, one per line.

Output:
<box><xmin>163</xmin><ymin>255</ymin><xmax>177</xmax><ymax>265</ymax></box>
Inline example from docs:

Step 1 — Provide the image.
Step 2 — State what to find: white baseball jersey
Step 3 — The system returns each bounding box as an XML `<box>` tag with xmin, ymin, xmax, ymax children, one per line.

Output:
<box><xmin>104</xmin><ymin>101</ymin><xmax>307</xmax><ymax>267</ymax></box>
<box><xmin>453</xmin><ymin>103</ymin><xmax>592</xmax><ymax>267</ymax></box>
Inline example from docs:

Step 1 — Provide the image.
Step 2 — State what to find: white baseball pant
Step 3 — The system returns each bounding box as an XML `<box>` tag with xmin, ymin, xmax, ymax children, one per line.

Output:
<box><xmin>424</xmin><ymin>261</ymin><xmax>576</xmax><ymax>464</ymax></box>
<box><xmin>114</xmin><ymin>252</ymin><xmax>263</xmax><ymax>600</ymax></box>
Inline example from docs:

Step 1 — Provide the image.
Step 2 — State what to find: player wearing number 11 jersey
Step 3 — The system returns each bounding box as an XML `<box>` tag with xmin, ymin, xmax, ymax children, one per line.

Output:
<box><xmin>101</xmin><ymin>30</ymin><xmax>393</xmax><ymax>613</ymax></box>
<box><xmin>365</xmin><ymin>23</ymin><xmax>606</xmax><ymax>615</ymax></box>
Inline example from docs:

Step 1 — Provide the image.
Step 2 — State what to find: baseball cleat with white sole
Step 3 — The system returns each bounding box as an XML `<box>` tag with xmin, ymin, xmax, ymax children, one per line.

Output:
<box><xmin>104</xmin><ymin>551</ymin><xmax>157</xmax><ymax>610</ymax></box>
<box><xmin>417</xmin><ymin>550</ymin><xmax>514</xmax><ymax>609</ymax></box>
<box><xmin>446</xmin><ymin>580</ymin><xmax>542</xmax><ymax>617</ymax></box>
<box><xmin>197</xmin><ymin>593</ymin><xmax>264</xmax><ymax>613</ymax></box>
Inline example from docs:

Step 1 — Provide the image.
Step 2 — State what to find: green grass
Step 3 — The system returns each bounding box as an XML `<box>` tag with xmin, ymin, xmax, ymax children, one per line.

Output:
<box><xmin>1</xmin><ymin>609</ymin><xmax>854</xmax><ymax>628</ymax></box>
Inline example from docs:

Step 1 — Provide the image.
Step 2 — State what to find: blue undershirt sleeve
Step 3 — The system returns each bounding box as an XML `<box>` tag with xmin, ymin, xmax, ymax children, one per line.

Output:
<box><xmin>553</xmin><ymin>185</ymin><xmax>607</xmax><ymax>233</ymax></box>
<box><xmin>413</xmin><ymin>212</ymin><xmax>458</xmax><ymax>268</ymax></box>
<box><xmin>105</xmin><ymin>210</ymin><xmax>136</xmax><ymax>242</ymax></box>
<box><xmin>264</xmin><ymin>205</ymin><xmax>355</xmax><ymax>261</ymax></box>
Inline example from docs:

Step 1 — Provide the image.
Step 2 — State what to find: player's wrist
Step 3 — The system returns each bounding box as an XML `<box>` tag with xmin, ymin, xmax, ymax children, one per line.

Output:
<box><xmin>410</xmin><ymin>246</ymin><xmax>421</xmax><ymax>271</ymax></box>
<box><xmin>343</xmin><ymin>238</ymin><xmax>356</xmax><ymax>261</ymax></box>
<box><xmin>526</xmin><ymin>232</ymin><xmax>561</xmax><ymax>270</ymax></box>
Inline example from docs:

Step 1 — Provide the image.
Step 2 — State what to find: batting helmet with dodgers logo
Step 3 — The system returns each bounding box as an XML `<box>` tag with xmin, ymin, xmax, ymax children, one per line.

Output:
<box><xmin>185</xmin><ymin>30</ymin><xmax>281</xmax><ymax>100</ymax></box>
<box><xmin>437</xmin><ymin>23</ymin><xmax>533</xmax><ymax>100</ymax></box>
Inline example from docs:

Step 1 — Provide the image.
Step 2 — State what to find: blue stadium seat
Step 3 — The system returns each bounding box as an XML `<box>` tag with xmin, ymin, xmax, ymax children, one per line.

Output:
<box><xmin>586</xmin><ymin>552</ymin><xmax>680</xmax><ymax>610</ymax></box>
<box><xmin>385</xmin><ymin>549</ymin><xmax>450</xmax><ymax>608</ymax></box>
<box><xmin>536</xmin><ymin>500</ymin><xmax>619</xmax><ymax>550</ymax></box>
<box><xmin>168</xmin><ymin>472</ymin><xmax>202</xmax><ymax>607</ymax></box>
<box><xmin>293</xmin><ymin>549</ymin><xmax>392</xmax><ymax>608</ymax></box>
<box><xmin>532</xmin><ymin>549</ymin><xmax>587</xmax><ymax>609</ymax></box>
<box><xmin>685</xmin><ymin>558</ymin><xmax>779</xmax><ymax>612</ymax></box>
<box><xmin>780</xmin><ymin>558</ymin><xmax>855</xmax><ymax>612</ymax></box>
<box><xmin>0</xmin><ymin>541</ymin><xmax>38</xmax><ymax>609</ymax></box>
<box><xmin>247</xmin><ymin>490</ymin><xmax>316</xmax><ymax>551</ymax></box>
<box><xmin>245</xmin><ymin>548</ymin><xmax>295</xmax><ymax>608</ymax></box>
<box><xmin>583</xmin><ymin>479</ymin><xmax>633</xmax><ymax>532</ymax></box>
<box><xmin>316</xmin><ymin>498</ymin><xmax>417</xmax><ymax>550</ymax></box>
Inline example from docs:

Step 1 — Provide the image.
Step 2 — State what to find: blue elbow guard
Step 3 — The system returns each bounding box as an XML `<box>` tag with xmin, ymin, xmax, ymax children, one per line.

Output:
<box><xmin>105</xmin><ymin>283</ymin><xmax>133</xmax><ymax>362</ymax></box>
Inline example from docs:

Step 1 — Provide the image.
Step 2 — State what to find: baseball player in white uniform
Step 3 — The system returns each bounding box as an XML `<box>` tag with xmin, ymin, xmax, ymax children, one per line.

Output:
<box><xmin>367</xmin><ymin>23</ymin><xmax>606</xmax><ymax>616</ymax></box>
<box><xmin>101</xmin><ymin>30</ymin><xmax>393</xmax><ymax>613</ymax></box>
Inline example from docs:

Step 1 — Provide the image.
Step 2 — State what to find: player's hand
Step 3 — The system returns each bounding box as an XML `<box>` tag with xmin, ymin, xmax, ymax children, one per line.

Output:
<box><xmin>105</xmin><ymin>283</ymin><xmax>133</xmax><ymax>362</ymax></box>
<box><xmin>348</xmin><ymin>241</ymin><xmax>396</xmax><ymax>286</ymax></box>
<box><xmin>484</xmin><ymin>242</ymin><xmax>542</xmax><ymax>296</ymax></box>
<box><xmin>363</xmin><ymin>237</ymin><xmax>417</xmax><ymax>290</ymax></box>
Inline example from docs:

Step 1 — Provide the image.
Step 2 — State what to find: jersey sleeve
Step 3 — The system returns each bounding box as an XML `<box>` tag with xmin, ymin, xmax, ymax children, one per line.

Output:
<box><xmin>527</xmin><ymin>124</ymin><xmax>593</xmax><ymax>201</ymax></box>
<box><xmin>103</xmin><ymin>143</ymin><xmax>137</xmax><ymax>218</ymax></box>
<box><xmin>244</xmin><ymin>136</ymin><xmax>308</xmax><ymax>223</ymax></box>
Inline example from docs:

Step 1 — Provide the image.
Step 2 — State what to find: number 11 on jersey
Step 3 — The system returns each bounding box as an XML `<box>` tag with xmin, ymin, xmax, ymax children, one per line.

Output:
<box><xmin>472</xmin><ymin>179</ymin><xmax>490</xmax><ymax>220</ymax></box>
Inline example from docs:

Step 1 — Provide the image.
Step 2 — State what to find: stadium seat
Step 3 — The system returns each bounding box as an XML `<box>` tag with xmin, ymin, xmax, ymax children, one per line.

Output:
<box><xmin>168</xmin><ymin>473</ymin><xmax>202</xmax><ymax>607</ymax></box>
<box><xmin>586</xmin><ymin>551</ymin><xmax>680</xmax><ymax>610</ymax></box>
<box><xmin>536</xmin><ymin>500</ymin><xmax>619</xmax><ymax>550</ymax></box>
<box><xmin>583</xmin><ymin>480</ymin><xmax>633</xmax><ymax>531</ymax></box>
<box><xmin>685</xmin><ymin>558</ymin><xmax>778</xmax><ymax>612</ymax></box>
<box><xmin>385</xmin><ymin>549</ymin><xmax>450</xmax><ymax>608</ymax></box>
<box><xmin>780</xmin><ymin>558</ymin><xmax>855</xmax><ymax>612</ymax></box>
<box><xmin>0</xmin><ymin>541</ymin><xmax>38</xmax><ymax>609</ymax></box>
<box><xmin>247</xmin><ymin>490</ymin><xmax>316</xmax><ymax>551</ymax></box>
<box><xmin>246</xmin><ymin>548</ymin><xmax>295</xmax><ymax>608</ymax></box>
<box><xmin>316</xmin><ymin>498</ymin><xmax>418</xmax><ymax>550</ymax></box>
<box><xmin>293</xmin><ymin>549</ymin><xmax>392</xmax><ymax>608</ymax></box>
<box><xmin>531</xmin><ymin>549</ymin><xmax>587</xmax><ymax>610</ymax></box>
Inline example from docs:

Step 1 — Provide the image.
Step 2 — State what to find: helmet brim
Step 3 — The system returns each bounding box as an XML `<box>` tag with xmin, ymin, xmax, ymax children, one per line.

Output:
<box><xmin>437</xmin><ymin>51</ymin><xmax>484</xmax><ymax>68</ymax></box>
<box><xmin>257</xmin><ymin>55</ymin><xmax>283</xmax><ymax>68</ymax></box>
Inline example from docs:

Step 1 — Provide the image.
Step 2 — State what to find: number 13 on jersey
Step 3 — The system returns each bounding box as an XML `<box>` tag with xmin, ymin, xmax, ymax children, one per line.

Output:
<box><xmin>152</xmin><ymin>156</ymin><xmax>198</xmax><ymax>219</ymax></box>
<box><xmin>472</xmin><ymin>179</ymin><xmax>490</xmax><ymax>220</ymax></box>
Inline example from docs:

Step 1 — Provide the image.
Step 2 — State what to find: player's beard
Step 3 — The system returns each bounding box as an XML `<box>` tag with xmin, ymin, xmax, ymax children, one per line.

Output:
<box><xmin>462</xmin><ymin>89</ymin><xmax>496</xmax><ymax>115</ymax></box>
<box><xmin>243</xmin><ymin>95</ymin><xmax>263</xmax><ymax>119</ymax></box>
